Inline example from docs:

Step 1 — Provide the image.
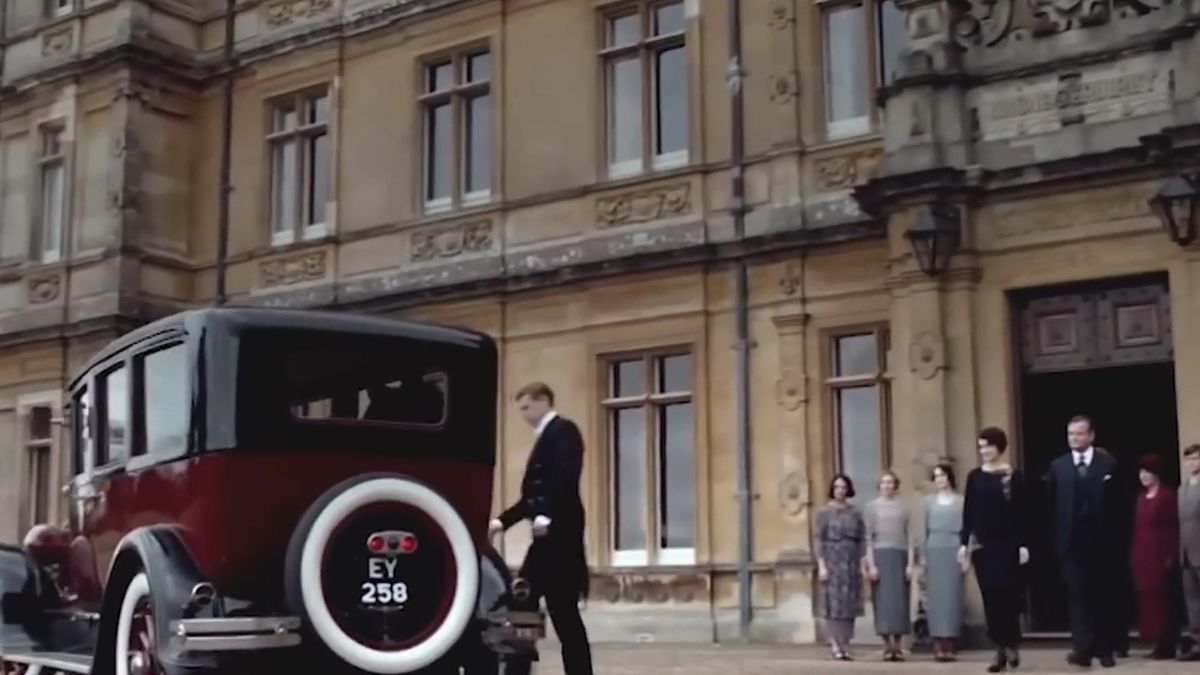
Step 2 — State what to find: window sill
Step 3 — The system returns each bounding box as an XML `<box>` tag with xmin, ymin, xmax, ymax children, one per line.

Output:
<box><xmin>597</xmin><ymin>158</ymin><xmax>697</xmax><ymax>192</ymax></box>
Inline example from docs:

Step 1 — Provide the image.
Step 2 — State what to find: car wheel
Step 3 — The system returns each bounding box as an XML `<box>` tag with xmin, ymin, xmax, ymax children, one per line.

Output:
<box><xmin>285</xmin><ymin>473</ymin><xmax>480</xmax><ymax>675</ymax></box>
<box><xmin>114</xmin><ymin>572</ymin><xmax>160</xmax><ymax>675</ymax></box>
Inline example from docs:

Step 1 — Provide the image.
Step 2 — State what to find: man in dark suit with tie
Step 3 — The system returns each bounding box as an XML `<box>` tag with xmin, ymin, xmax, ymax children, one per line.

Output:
<box><xmin>489</xmin><ymin>382</ymin><xmax>593</xmax><ymax>675</ymax></box>
<box><xmin>1046</xmin><ymin>415</ymin><xmax>1123</xmax><ymax>668</ymax></box>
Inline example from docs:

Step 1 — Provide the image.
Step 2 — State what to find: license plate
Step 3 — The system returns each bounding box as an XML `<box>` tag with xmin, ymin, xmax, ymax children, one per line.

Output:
<box><xmin>360</xmin><ymin>556</ymin><xmax>409</xmax><ymax>607</ymax></box>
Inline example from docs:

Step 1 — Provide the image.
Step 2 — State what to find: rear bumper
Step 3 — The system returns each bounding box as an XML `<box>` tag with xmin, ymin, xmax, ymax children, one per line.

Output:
<box><xmin>167</xmin><ymin>616</ymin><xmax>302</xmax><ymax>652</ymax></box>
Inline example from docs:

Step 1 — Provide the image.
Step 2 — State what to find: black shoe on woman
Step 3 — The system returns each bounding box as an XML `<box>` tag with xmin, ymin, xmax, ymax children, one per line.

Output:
<box><xmin>987</xmin><ymin>648</ymin><xmax>1008</xmax><ymax>673</ymax></box>
<box><xmin>1006</xmin><ymin>647</ymin><xmax>1020</xmax><ymax>669</ymax></box>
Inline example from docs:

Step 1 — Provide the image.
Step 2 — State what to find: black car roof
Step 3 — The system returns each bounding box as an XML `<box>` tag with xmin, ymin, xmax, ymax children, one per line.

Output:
<box><xmin>70</xmin><ymin>307</ymin><xmax>491</xmax><ymax>391</ymax></box>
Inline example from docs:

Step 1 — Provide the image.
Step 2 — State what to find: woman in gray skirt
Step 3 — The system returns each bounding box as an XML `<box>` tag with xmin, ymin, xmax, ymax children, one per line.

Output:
<box><xmin>815</xmin><ymin>474</ymin><xmax>867</xmax><ymax>661</ymax></box>
<box><xmin>865</xmin><ymin>471</ymin><xmax>914</xmax><ymax>661</ymax></box>
<box><xmin>920</xmin><ymin>462</ymin><xmax>965</xmax><ymax>661</ymax></box>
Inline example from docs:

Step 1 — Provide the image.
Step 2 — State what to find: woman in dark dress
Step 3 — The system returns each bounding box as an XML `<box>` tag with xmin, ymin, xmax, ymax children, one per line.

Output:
<box><xmin>959</xmin><ymin>426</ymin><xmax>1030</xmax><ymax>673</ymax></box>
<box><xmin>1130</xmin><ymin>454</ymin><xmax>1181</xmax><ymax>658</ymax></box>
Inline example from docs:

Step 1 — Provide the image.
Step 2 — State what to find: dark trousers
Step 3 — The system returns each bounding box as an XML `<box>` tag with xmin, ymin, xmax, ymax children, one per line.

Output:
<box><xmin>1062</xmin><ymin>550</ymin><xmax>1118</xmax><ymax>659</ymax></box>
<box><xmin>972</xmin><ymin>546</ymin><xmax>1023</xmax><ymax>648</ymax></box>
<box><xmin>506</xmin><ymin>544</ymin><xmax>594</xmax><ymax>675</ymax></box>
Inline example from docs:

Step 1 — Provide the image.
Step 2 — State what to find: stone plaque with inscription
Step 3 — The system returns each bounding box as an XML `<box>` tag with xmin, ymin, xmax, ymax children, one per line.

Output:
<box><xmin>970</xmin><ymin>53</ymin><xmax>1173</xmax><ymax>142</ymax></box>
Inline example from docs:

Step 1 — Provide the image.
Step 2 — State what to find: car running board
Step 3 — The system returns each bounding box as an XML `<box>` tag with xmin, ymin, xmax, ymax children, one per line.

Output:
<box><xmin>168</xmin><ymin>616</ymin><xmax>302</xmax><ymax>652</ymax></box>
<box><xmin>0</xmin><ymin>650</ymin><xmax>92</xmax><ymax>674</ymax></box>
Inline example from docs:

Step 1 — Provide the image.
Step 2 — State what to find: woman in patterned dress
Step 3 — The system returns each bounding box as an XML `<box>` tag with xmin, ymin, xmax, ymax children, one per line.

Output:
<box><xmin>815</xmin><ymin>474</ymin><xmax>868</xmax><ymax>661</ymax></box>
<box><xmin>865</xmin><ymin>471</ymin><xmax>914</xmax><ymax>661</ymax></box>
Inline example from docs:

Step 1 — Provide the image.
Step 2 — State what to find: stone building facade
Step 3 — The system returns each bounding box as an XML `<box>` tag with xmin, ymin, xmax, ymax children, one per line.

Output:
<box><xmin>0</xmin><ymin>0</ymin><xmax>1197</xmax><ymax>646</ymax></box>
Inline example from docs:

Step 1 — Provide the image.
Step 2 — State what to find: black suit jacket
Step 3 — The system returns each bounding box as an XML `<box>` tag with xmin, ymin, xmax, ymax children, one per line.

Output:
<box><xmin>1045</xmin><ymin>447</ymin><xmax>1121</xmax><ymax>559</ymax></box>
<box><xmin>498</xmin><ymin>414</ymin><xmax>589</xmax><ymax>598</ymax></box>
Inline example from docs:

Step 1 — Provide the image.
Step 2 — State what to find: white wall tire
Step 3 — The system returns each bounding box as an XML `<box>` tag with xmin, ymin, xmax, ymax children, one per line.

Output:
<box><xmin>114</xmin><ymin>572</ymin><xmax>155</xmax><ymax>675</ymax></box>
<box><xmin>298</xmin><ymin>477</ymin><xmax>479</xmax><ymax>674</ymax></box>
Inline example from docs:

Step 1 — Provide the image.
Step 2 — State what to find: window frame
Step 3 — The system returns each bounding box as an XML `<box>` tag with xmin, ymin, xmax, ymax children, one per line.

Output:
<box><xmin>265</xmin><ymin>86</ymin><xmax>332</xmax><ymax>247</ymax></box>
<box><xmin>823</xmin><ymin>325</ymin><xmax>892</xmax><ymax>495</ymax></box>
<box><xmin>19</xmin><ymin>398</ymin><xmax>58</xmax><ymax>531</ymax></box>
<box><xmin>131</xmin><ymin>340</ymin><xmax>191</xmax><ymax>466</ymax></box>
<box><xmin>599</xmin><ymin>0</ymin><xmax>689</xmax><ymax>179</ymax></box>
<box><xmin>601</xmin><ymin>348</ymin><xmax>696</xmax><ymax>567</ymax></box>
<box><xmin>48</xmin><ymin>0</ymin><xmax>74</xmax><ymax>18</ymax></box>
<box><xmin>36</xmin><ymin>125</ymin><xmax>66</xmax><ymax>264</ymax></box>
<box><xmin>818</xmin><ymin>0</ymin><xmax>904</xmax><ymax>140</ymax></box>
<box><xmin>95</xmin><ymin>361</ymin><xmax>131</xmax><ymax>470</ymax></box>
<box><xmin>418</xmin><ymin>46</ymin><xmax>493</xmax><ymax>214</ymax></box>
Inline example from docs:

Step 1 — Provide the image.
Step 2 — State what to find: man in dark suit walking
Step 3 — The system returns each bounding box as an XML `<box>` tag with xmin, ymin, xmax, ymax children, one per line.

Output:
<box><xmin>1046</xmin><ymin>415</ymin><xmax>1123</xmax><ymax>668</ymax></box>
<box><xmin>489</xmin><ymin>382</ymin><xmax>593</xmax><ymax>675</ymax></box>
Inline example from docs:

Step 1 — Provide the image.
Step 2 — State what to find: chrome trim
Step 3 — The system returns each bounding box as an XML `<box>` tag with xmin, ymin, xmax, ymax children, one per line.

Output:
<box><xmin>0</xmin><ymin>652</ymin><xmax>91</xmax><ymax>673</ymax></box>
<box><xmin>167</xmin><ymin>616</ymin><xmax>302</xmax><ymax>652</ymax></box>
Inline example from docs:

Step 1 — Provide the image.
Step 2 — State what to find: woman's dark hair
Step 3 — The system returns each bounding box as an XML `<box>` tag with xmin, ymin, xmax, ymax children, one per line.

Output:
<box><xmin>931</xmin><ymin>462</ymin><xmax>957</xmax><ymax>489</ymax></box>
<box><xmin>978</xmin><ymin>426</ymin><xmax>1009</xmax><ymax>454</ymax></box>
<box><xmin>828</xmin><ymin>473</ymin><xmax>856</xmax><ymax>499</ymax></box>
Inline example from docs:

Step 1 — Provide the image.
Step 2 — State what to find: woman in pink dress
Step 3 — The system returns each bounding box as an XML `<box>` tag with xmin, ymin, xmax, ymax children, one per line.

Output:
<box><xmin>1130</xmin><ymin>454</ymin><xmax>1181</xmax><ymax>659</ymax></box>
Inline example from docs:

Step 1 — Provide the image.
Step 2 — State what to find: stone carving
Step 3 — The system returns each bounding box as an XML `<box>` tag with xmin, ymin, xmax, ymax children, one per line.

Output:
<box><xmin>816</xmin><ymin>156</ymin><xmax>857</xmax><ymax>191</ymax></box>
<box><xmin>27</xmin><ymin>276</ymin><xmax>61</xmax><ymax>304</ymax></box>
<box><xmin>954</xmin><ymin>0</ymin><xmax>1164</xmax><ymax>48</ymax></box>
<box><xmin>410</xmin><ymin>220</ymin><xmax>493</xmax><ymax>262</ymax></box>
<box><xmin>596</xmin><ymin>183</ymin><xmax>691</xmax><ymax>228</ymax></box>
<box><xmin>260</xmin><ymin>250</ymin><xmax>327</xmax><ymax>287</ymax></box>
<box><xmin>909</xmin><ymin>331</ymin><xmax>946</xmax><ymax>380</ymax></box>
<box><xmin>590</xmin><ymin>574</ymin><xmax>708</xmax><ymax>604</ymax></box>
<box><xmin>775</xmin><ymin>368</ymin><xmax>806</xmax><ymax>411</ymax></box>
<box><xmin>779</xmin><ymin>472</ymin><xmax>810</xmax><ymax>516</ymax></box>
<box><xmin>768</xmin><ymin>71</ymin><xmax>799</xmax><ymax>104</ymax></box>
<box><xmin>768</xmin><ymin>0</ymin><xmax>796</xmax><ymax>28</ymax></box>
<box><xmin>42</xmin><ymin>28</ymin><xmax>73</xmax><ymax>57</ymax></box>
<box><xmin>990</xmin><ymin>185</ymin><xmax>1151</xmax><ymax>240</ymax></box>
<box><xmin>264</xmin><ymin>0</ymin><xmax>334</xmax><ymax>27</ymax></box>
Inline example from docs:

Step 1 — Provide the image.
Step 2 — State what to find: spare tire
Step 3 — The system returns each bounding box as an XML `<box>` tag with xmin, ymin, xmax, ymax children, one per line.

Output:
<box><xmin>284</xmin><ymin>473</ymin><xmax>479</xmax><ymax>674</ymax></box>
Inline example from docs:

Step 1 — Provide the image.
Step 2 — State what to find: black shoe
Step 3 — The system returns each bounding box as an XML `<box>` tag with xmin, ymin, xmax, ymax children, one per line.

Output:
<box><xmin>987</xmin><ymin>649</ymin><xmax>1008</xmax><ymax>673</ymax></box>
<box><xmin>1098</xmin><ymin>653</ymin><xmax>1116</xmax><ymax>668</ymax></box>
<box><xmin>1006</xmin><ymin>647</ymin><xmax>1021</xmax><ymax>669</ymax></box>
<box><xmin>1067</xmin><ymin>651</ymin><xmax>1092</xmax><ymax>668</ymax></box>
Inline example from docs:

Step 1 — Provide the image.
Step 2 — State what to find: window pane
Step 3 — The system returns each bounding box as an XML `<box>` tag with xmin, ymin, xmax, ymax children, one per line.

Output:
<box><xmin>608</xmin><ymin>55</ymin><xmax>643</xmax><ymax>167</ymax></box>
<box><xmin>465</xmin><ymin>93</ymin><xmax>491</xmax><ymax>194</ymax></box>
<box><xmin>613</xmin><ymin>407</ymin><xmax>647</xmax><ymax>551</ymax></box>
<box><xmin>105</xmin><ymin>366</ymin><xmax>129</xmax><ymax>463</ymax></box>
<box><xmin>836</xmin><ymin>333</ymin><xmax>878</xmax><ymax>376</ymax></box>
<box><xmin>271</xmin><ymin>140</ymin><xmax>298</xmax><ymax>234</ymax></box>
<box><xmin>42</xmin><ymin>129</ymin><xmax>62</xmax><ymax>156</ymax></box>
<box><xmin>611</xmin><ymin>359</ymin><xmax>646</xmax><ymax>398</ymax></box>
<box><xmin>30</xmin><ymin>448</ymin><xmax>50</xmax><ymax>524</ymax></box>
<box><xmin>29</xmin><ymin>406</ymin><xmax>52</xmax><ymax>441</ymax></box>
<box><xmin>654</xmin><ymin>45</ymin><xmax>687</xmax><ymax>156</ymax></box>
<box><xmin>659</xmin><ymin>402</ymin><xmax>694</xmax><ymax>549</ymax></box>
<box><xmin>427</xmin><ymin>62</ymin><xmax>453</xmax><ymax>92</ymax></box>
<box><xmin>607</xmin><ymin>13</ymin><xmax>641</xmax><ymax>48</ymax></box>
<box><xmin>878</xmin><ymin>0</ymin><xmax>907</xmax><ymax>85</ymax></box>
<box><xmin>657</xmin><ymin>354</ymin><xmax>691</xmax><ymax>393</ymax></box>
<box><xmin>426</xmin><ymin>102</ymin><xmax>453</xmax><ymax>202</ymax></box>
<box><xmin>654</xmin><ymin>1</ymin><xmax>685</xmax><ymax>35</ymax></box>
<box><xmin>306</xmin><ymin>93</ymin><xmax>330</xmax><ymax>124</ymax></box>
<box><xmin>41</xmin><ymin>163</ymin><xmax>64</xmax><ymax>256</ymax></box>
<box><xmin>837</xmin><ymin>385</ymin><xmax>880</xmax><ymax>502</ymax></box>
<box><xmin>144</xmin><ymin>345</ymin><xmax>189</xmax><ymax>457</ymax></box>
<box><xmin>824</xmin><ymin>5</ymin><xmax>868</xmax><ymax>124</ymax></box>
<box><xmin>306</xmin><ymin>132</ymin><xmax>330</xmax><ymax>225</ymax></box>
<box><xmin>273</xmin><ymin>103</ymin><xmax>297</xmax><ymax>133</ymax></box>
<box><xmin>467</xmin><ymin>52</ymin><xmax>491</xmax><ymax>83</ymax></box>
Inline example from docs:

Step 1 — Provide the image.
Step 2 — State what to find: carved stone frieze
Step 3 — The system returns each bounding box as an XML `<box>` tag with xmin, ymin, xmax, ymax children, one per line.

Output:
<box><xmin>814</xmin><ymin>152</ymin><xmax>881</xmax><ymax>192</ymax></box>
<box><xmin>260</xmin><ymin>250</ymin><xmax>327</xmax><ymax>287</ymax></box>
<box><xmin>595</xmin><ymin>183</ymin><xmax>691</xmax><ymax>228</ymax></box>
<box><xmin>27</xmin><ymin>275</ymin><xmax>61</xmax><ymax>304</ymax></box>
<box><xmin>589</xmin><ymin>573</ymin><xmax>710</xmax><ymax>604</ymax></box>
<box><xmin>42</xmin><ymin>27</ymin><xmax>73</xmax><ymax>57</ymax></box>
<box><xmin>264</xmin><ymin>0</ymin><xmax>335</xmax><ymax>27</ymax></box>
<box><xmin>954</xmin><ymin>0</ymin><xmax>1165</xmax><ymax>48</ymax></box>
<box><xmin>410</xmin><ymin>220</ymin><xmax>493</xmax><ymax>262</ymax></box>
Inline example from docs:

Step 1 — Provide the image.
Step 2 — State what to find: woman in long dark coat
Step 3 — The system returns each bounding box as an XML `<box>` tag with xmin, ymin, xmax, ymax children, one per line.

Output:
<box><xmin>1130</xmin><ymin>454</ymin><xmax>1181</xmax><ymax>659</ymax></box>
<box><xmin>960</xmin><ymin>426</ymin><xmax>1030</xmax><ymax>673</ymax></box>
<box><xmin>815</xmin><ymin>474</ymin><xmax>867</xmax><ymax>661</ymax></box>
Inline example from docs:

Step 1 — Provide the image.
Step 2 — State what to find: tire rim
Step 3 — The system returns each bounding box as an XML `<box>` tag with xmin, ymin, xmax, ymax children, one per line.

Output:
<box><xmin>115</xmin><ymin>572</ymin><xmax>159</xmax><ymax>675</ymax></box>
<box><xmin>298</xmin><ymin>477</ymin><xmax>479</xmax><ymax>674</ymax></box>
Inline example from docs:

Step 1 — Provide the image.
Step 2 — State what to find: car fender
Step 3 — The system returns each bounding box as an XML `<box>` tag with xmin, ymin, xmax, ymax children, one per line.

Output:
<box><xmin>94</xmin><ymin>526</ymin><xmax>217</xmax><ymax>674</ymax></box>
<box><xmin>475</xmin><ymin>544</ymin><xmax>514</xmax><ymax>618</ymax></box>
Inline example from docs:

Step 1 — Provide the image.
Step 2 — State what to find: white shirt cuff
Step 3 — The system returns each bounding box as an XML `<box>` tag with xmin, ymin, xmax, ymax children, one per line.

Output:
<box><xmin>533</xmin><ymin>515</ymin><xmax>551</xmax><ymax>527</ymax></box>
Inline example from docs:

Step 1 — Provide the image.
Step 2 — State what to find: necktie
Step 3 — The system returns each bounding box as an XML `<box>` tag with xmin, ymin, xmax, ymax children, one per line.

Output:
<box><xmin>1075</xmin><ymin>454</ymin><xmax>1087</xmax><ymax>478</ymax></box>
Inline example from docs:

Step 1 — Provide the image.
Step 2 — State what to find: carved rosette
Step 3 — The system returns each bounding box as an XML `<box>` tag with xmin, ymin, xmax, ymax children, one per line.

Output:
<box><xmin>768</xmin><ymin>71</ymin><xmax>799</xmax><ymax>104</ymax></box>
<box><xmin>259</xmin><ymin>250</ymin><xmax>328</xmax><ymax>288</ymax></box>
<box><xmin>779</xmin><ymin>472</ymin><xmax>810</xmax><ymax>517</ymax></box>
<box><xmin>595</xmin><ymin>183</ymin><xmax>691</xmax><ymax>228</ymax></box>
<box><xmin>42</xmin><ymin>27</ymin><xmax>73</xmax><ymax>57</ymax></box>
<box><xmin>768</xmin><ymin>0</ymin><xmax>796</xmax><ymax>29</ymax></box>
<box><xmin>409</xmin><ymin>220</ymin><xmax>493</xmax><ymax>262</ymax></box>
<box><xmin>27</xmin><ymin>276</ymin><xmax>62</xmax><ymax>304</ymax></box>
<box><xmin>909</xmin><ymin>331</ymin><xmax>947</xmax><ymax>379</ymax></box>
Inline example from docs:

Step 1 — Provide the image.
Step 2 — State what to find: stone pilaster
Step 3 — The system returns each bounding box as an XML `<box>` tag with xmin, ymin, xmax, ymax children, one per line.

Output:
<box><xmin>1171</xmin><ymin>246</ymin><xmax>1200</xmax><ymax>449</ymax></box>
<box><xmin>765</xmin><ymin>0</ymin><xmax>806</xmax><ymax>230</ymax></box>
<box><xmin>772</xmin><ymin>310</ymin><xmax>811</xmax><ymax>560</ymax></box>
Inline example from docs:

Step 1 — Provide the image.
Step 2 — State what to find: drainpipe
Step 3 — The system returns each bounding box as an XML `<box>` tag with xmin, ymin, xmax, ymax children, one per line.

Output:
<box><xmin>726</xmin><ymin>0</ymin><xmax>753</xmax><ymax>641</ymax></box>
<box><xmin>214</xmin><ymin>0</ymin><xmax>236</xmax><ymax>306</ymax></box>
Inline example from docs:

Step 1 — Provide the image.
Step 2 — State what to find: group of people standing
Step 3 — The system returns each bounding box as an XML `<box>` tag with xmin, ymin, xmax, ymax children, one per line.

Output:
<box><xmin>815</xmin><ymin>414</ymin><xmax>1200</xmax><ymax>672</ymax></box>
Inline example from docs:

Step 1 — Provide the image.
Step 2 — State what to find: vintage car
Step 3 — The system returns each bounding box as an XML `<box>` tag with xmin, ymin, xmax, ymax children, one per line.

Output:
<box><xmin>0</xmin><ymin>308</ymin><xmax>543</xmax><ymax>675</ymax></box>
